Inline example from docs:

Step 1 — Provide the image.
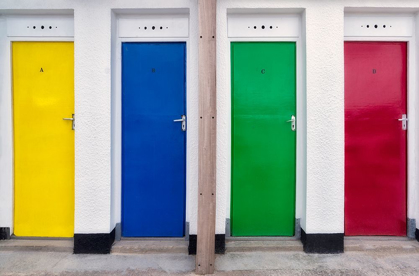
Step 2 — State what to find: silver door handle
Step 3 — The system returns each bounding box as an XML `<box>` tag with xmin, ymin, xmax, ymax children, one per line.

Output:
<box><xmin>287</xmin><ymin>115</ymin><xmax>296</xmax><ymax>131</ymax></box>
<box><xmin>174</xmin><ymin>115</ymin><xmax>186</xmax><ymax>131</ymax></box>
<box><xmin>398</xmin><ymin>114</ymin><xmax>408</xmax><ymax>131</ymax></box>
<box><xmin>63</xmin><ymin>114</ymin><xmax>75</xmax><ymax>130</ymax></box>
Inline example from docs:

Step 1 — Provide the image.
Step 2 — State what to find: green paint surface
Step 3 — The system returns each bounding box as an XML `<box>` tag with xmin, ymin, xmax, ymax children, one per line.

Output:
<box><xmin>231</xmin><ymin>42</ymin><xmax>296</xmax><ymax>236</ymax></box>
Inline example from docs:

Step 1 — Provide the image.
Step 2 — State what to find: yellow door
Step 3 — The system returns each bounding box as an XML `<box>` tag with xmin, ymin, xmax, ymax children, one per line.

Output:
<box><xmin>13</xmin><ymin>42</ymin><xmax>74</xmax><ymax>237</ymax></box>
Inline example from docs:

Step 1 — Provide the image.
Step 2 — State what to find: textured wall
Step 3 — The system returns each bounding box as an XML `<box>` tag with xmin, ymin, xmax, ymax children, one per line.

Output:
<box><xmin>0</xmin><ymin>15</ymin><xmax>13</xmax><ymax>234</ymax></box>
<box><xmin>0</xmin><ymin>0</ymin><xmax>418</xmax><ymax>236</ymax></box>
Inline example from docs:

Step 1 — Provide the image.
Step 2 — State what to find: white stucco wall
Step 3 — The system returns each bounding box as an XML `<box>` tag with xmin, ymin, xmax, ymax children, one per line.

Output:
<box><xmin>0</xmin><ymin>15</ymin><xmax>13</xmax><ymax>234</ymax></box>
<box><xmin>0</xmin><ymin>0</ymin><xmax>419</xmax><ymax>237</ymax></box>
<box><xmin>415</xmin><ymin>12</ymin><xmax>419</xmax><ymax>224</ymax></box>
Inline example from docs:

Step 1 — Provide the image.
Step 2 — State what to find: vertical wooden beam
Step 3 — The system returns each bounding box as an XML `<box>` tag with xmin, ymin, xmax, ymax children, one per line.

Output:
<box><xmin>197</xmin><ymin>0</ymin><xmax>217</xmax><ymax>274</ymax></box>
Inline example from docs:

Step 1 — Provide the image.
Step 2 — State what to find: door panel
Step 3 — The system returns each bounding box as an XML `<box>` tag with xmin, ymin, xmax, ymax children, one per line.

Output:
<box><xmin>231</xmin><ymin>42</ymin><xmax>296</xmax><ymax>236</ymax></box>
<box><xmin>122</xmin><ymin>42</ymin><xmax>186</xmax><ymax>237</ymax></box>
<box><xmin>13</xmin><ymin>42</ymin><xmax>74</xmax><ymax>237</ymax></box>
<box><xmin>345</xmin><ymin>42</ymin><xmax>407</xmax><ymax>236</ymax></box>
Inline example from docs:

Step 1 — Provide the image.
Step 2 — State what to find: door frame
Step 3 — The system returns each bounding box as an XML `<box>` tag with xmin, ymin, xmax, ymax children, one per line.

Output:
<box><xmin>0</xmin><ymin>14</ymin><xmax>74</xmax><ymax>236</ymax></box>
<box><xmin>225</xmin><ymin>13</ymin><xmax>305</xmax><ymax>238</ymax></box>
<box><xmin>344</xmin><ymin>13</ymin><xmax>417</xmax><ymax>236</ymax></box>
<box><xmin>112</xmin><ymin>12</ymin><xmax>194</xmax><ymax>238</ymax></box>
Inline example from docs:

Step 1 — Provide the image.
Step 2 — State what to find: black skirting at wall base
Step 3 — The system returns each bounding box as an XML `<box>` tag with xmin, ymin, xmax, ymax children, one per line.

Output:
<box><xmin>188</xmin><ymin>235</ymin><xmax>197</xmax><ymax>255</ymax></box>
<box><xmin>188</xmin><ymin>234</ymin><xmax>226</xmax><ymax>255</ymax></box>
<box><xmin>301</xmin><ymin>228</ymin><xmax>344</xmax><ymax>254</ymax></box>
<box><xmin>0</xmin><ymin>228</ymin><xmax>11</xmax><ymax>240</ymax></box>
<box><xmin>74</xmin><ymin>228</ymin><xmax>115</xmax><ymax>254</ymax></box>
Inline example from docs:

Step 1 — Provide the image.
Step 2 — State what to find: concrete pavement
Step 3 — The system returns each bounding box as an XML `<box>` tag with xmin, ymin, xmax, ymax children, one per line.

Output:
<box><xmin>1</xmin><ymin>238</ymin><xmax>419</xmax><ymax>275</ymax></box>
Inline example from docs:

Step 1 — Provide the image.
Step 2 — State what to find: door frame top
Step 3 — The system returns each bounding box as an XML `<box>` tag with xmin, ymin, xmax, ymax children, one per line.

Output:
<box><xmin>345</xmin><ymin>13</ymin><xmax>414</xmax><ymax>38</ymax></box>
<box><xmin>118</xmin><ymin>13</ymin><xmax>189</xmax><ymax>38</ymax></box>
<box><xmin>6</xmin><ymin>15</ymin><xmax>74</xmax><ymax>37</ymax></box>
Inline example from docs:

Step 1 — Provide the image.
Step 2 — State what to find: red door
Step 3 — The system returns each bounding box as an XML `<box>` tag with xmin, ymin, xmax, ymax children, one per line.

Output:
<box><xmin>345</xmin><ymin>42</ymin><xmax>407</xmax><ymax>236</ymax></box>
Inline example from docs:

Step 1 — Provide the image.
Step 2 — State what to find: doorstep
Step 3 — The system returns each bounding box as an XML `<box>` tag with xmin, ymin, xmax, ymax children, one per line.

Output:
<box><xmin>0</xmin><ymin>238</ymin><xmax>73</xmax><ymax>253</ymax></box>
<box><xmin>111</xmin><ymin>238</ymin><xmax>189</xmax><ymax>254</ymax></box>
<box><xmin>345</xmin><ymin>236</ymin><xmax>419</xmax><ymax>253</ymax></box>
<box><xmin>226</xmin><ymin>240</ymin><xmax>304</xmax><ymax>253</ymax></box>
<box><xmin>2</xmin><ymin>236</ymin><xmax>418</xmax><ymax>255</ymax></box>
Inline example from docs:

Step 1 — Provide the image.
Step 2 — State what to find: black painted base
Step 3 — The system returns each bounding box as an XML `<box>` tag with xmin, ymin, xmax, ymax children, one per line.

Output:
<box><xmin>188</xmin><ymin>234</ymin><xmax>226</xmax><ymax>255</ymax></box>
<box><xmin>188</xmin><ymin>235</ymin><xmax>197</xmax><ymax>255</ymax></box>
<box><xmin>415</xmin><ymin>229</ymin><xmax>419</xmax><ymax>242</ymax></box>
<box><xmin>0</xmin><ymin>228</ymin><xmax>11</xmax><ymax>240</ymax></box>
<box><xmin>301</xmin><ymin>228</ymin><xmax>344</xmax><ymax>254</ymax></box>
<box><xmin>74</xmin><ymin>228</ymin><xmax>115</xmax><ymax>254</ymax></box>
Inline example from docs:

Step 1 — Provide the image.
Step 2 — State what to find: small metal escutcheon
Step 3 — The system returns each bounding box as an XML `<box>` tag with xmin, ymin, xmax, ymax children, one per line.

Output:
<box><xmin>398</xmin><ymin>114</ymin><xmax>408</xmax><ymax>131</ymax></box>
<box><xmin>287</xmin><ymin>115</ymin><xmax>296</xmax><ymax>131</ymax></box>
<box><xmin>63</xmin><ymin>114</ymin><xmax>75</xmax><ymax>130</ymax></box>
<box><xmin>174</xmin><ymin>115</ymin><xmax>186</xmax><ymax>131</ymax></box>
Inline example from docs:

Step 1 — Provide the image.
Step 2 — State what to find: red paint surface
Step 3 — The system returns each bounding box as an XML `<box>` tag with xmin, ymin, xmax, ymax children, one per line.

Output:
<box><xmin>345</xmin><ymin>42</ymin><xmax>407</xmax><ymax>236</ymax></box>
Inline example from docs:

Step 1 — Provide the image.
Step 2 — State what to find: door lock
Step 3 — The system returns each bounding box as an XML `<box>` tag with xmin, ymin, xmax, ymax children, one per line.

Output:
<box><xmin>174</xmin><ymin>115</ymin><xmax>186</xmax><ymax>131</ymax></box>
<box><xmin>287</xmin><ymin>115</ymin><xmax>296</xmax><ymax>131</ymax></box>
<box><xmin>398</xmin><ymin>114</ymin><xmax>408</xmax><ymax>131</ymax></box>
<box><xmin>63</xmin><ymin>114</ymin><xmax>75</xmax><ymax>130</ymax></box>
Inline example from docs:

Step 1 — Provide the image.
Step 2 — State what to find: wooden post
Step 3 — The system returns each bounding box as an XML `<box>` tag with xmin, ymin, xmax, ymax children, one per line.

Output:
<box><xmin>196</xmin><ymin>0</ymin><xmax>217</xmax><ymax>274</ymax></box>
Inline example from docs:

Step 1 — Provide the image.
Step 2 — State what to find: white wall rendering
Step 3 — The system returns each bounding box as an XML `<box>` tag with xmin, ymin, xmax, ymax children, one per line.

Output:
<box><xmin>0</xmin><ymin>0</ymin><xmax>419</xmax><ymax>239</ymax></box>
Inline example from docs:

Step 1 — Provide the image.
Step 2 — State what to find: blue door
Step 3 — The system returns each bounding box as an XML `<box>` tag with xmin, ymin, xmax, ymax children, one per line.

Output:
<box><xmin>122</xmin><ymin>42</ymin><xmax>186</xmax><ymax>237</ymax></box>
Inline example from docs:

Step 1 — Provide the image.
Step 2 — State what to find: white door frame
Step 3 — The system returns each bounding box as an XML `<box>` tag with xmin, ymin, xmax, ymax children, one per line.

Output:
<box><xmin>224</xmin><ymin>12</ymin><xmax>305</xmax><ymax>237</ymax></box>
<box><xmin>0</xmin><ymin>14</ymin><xmax>74</xmax><ymax>236</ymax></box>
<box><xmin>344</xmin><ymin>13</ymin><xmax>417</xmax><ymax>236</ymax></box>
<box><xmin>111</xmin><ymin>11</ymin><xmax>197</xmax><ymax>238</ymax></box>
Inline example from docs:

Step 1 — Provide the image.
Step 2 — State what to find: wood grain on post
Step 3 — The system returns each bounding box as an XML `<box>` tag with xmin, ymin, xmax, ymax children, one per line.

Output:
<box><xmin>196</xmin><ymin>0</ymin><xmax>217</xmax><ymax>274</ymax></box>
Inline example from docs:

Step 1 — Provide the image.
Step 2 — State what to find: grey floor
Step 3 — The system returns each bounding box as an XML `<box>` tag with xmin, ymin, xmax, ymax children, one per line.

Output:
<box><xmin>1</xmin><ymin>238</ymin><xmax>419</xmax><ymax>275</ymax></box>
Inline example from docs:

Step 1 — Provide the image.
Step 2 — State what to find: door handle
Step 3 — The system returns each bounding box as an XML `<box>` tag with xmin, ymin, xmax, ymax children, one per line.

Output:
<box><xmin>63</xmin><ymin>114</ymin><xmax>75</xmax><ymax>130</ymax></box>
<box><xmin>287</xmin><ymin>115</ymin><xmax>296</xmax><ymax>131</ymax></box>
<box><xmin>398</xmin><ymin>114</ymin><xmax>408</xmax><ymax>131</ymax></box>
<box><xmin>174</xmin><ymin>115</ymin><xmax>186</xmax><ymax>131</ymax></box>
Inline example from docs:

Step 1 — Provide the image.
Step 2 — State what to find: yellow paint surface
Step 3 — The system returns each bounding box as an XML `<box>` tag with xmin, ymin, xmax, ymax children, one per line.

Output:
<box><xmin>13</xmin><ymin>42</ymin><xmax>74</xmax><ymax>237</ymax></box>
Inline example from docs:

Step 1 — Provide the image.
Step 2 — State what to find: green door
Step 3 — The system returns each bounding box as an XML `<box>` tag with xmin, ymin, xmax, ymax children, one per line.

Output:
<box><xmin>231</xmin><ymin>42</ymin><xmax>296</xmax><ymax>236</ymax></box>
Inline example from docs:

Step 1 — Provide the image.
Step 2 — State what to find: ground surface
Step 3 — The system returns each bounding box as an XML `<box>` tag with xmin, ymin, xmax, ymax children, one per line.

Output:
<box><xmin>1</xmin><ymin>238</ymin><xmax>419</xmax><ymax>275</ymax></box>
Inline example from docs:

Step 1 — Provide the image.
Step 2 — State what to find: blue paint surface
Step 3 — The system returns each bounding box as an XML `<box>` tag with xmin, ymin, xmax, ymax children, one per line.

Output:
<box><xmin>122</xmin><ymin>42</ymin><xmax>186</xmax><ymax>237</ymax></box>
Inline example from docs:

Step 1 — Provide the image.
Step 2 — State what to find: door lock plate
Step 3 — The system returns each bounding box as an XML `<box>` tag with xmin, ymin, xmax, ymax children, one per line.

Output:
<box><xmin>63</xmin><ymin>114</ymin><xmax>75</xmax><ymax>130</ymax></box>
<box><xmin>174</xmin><ymin>115</ymin><xmax>186</xmax><ymax>131</ymax></box>
<box><xmin>287</xmin><ymin>115</ymin><xmax>296</xmax><ymax>131</ymax></box>
<box><xmin>398</xmin><ymin>114</ymin><xmax>408</xmax><ymax>131</ymax></box>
